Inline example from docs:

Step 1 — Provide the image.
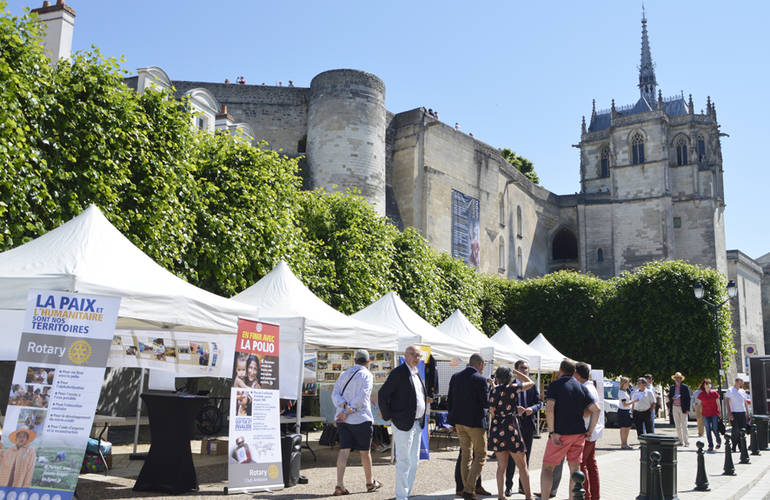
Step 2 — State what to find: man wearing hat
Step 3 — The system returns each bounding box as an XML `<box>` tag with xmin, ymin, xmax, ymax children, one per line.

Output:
<box><xmin>668</xmin><ymin>372</ymin><xmax>692</xmax><ymax>447</ymax></box>
<box><xmin>0</xmin><ymin>425</ymin><xmax>37</xmax><ymax>487</ymax></box>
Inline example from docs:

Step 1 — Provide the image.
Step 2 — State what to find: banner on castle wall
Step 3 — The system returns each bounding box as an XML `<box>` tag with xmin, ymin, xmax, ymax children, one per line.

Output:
<box><xmin>451</xmin><ymin>189</ymin><xmax>480</xmax><ymax>267</ymax></box>
<box><xmin>1</xmin><ymin>290</ymin><xmax>120</xmax><ymax>500</ymax></box>
<box><xmin>227</xmin><ymin>319</ymin><xmax>283</xmax><ymax>493</ymax></box>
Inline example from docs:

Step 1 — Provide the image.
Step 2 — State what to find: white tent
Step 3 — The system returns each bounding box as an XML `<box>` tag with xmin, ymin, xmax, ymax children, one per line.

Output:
<box><xmin>490</xmin><ymin>325</ymin><xmax>543</xmax><ymax>369</ymax></box>
<box><xmin>0</xmin><ymin>205</ymin><xmax>256</xmax><ymax>365</ymax></box>
<box><xmin>351</xmin><ymin>291</ymin><xmax>476</xmax><ymax>361</ymax></box>
<box><xmin>230</xmin><ymin>261</ymin><xmax>399</xmax><ymax>400</ymax></box>
<box><xmin>437</xmin><ymin>309</ymin><xmax>519</xmax><ymax>364</ymax></box>
<box><xmin>528</xmin><ymin>333</ymin><xmax>568</xmax><ymax>372</ymax></box>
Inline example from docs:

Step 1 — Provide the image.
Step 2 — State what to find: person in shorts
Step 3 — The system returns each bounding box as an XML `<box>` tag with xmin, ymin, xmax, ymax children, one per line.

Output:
<box><xmin>540</xmin><ymin>359</ymin><xmax>600</xmax><ymax>500</ymax></box>
<box><xmin>331</xmin><ymin>349</ymin><xmax>381</xmax><ymax>495</ymax></box>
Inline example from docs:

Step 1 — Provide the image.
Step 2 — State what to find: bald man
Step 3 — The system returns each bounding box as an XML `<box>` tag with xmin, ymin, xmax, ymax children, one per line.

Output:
<box><xmin>379</xmin><ymin>345</ymin><xmax>431</xmax><ymax>500</ymax></box>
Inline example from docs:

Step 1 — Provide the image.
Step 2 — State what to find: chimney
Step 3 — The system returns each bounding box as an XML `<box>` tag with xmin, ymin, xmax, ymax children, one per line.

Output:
<box><xmin>30</xmin><ymin>0</ymin><xmax>76</xmax><ymax>66</ymax></box>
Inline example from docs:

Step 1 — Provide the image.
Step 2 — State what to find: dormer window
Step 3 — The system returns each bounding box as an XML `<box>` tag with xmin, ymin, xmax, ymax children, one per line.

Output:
<box><xmin>631</xmin><ymin>132</ymin><xmax>645</xmax><ymax>164</ymax></box>
<box><xmin>600</xmin><ymin>147</ymin><xmax>610</xmax><ymax>177</ymax></box>
<box><xmin>675</xmin><ymin>137</ymin><xmax>688</xmax><ymax>166</ymax></box>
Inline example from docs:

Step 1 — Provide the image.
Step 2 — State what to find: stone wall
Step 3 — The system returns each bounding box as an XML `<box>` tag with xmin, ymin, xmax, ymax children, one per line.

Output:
<box><xmin>389</xmin><ymin>108</ymin><xmax>558</xmax><ymax>278</ymax></box>
<box><xmin>726</xmin><ymin>251</ymin><xmax>765</xmax><ymax>373</ymax></box>
<box><xmin>172</xmin><ymin>81</ymin><xmax>309</xmax><ymax>156</ymax></box>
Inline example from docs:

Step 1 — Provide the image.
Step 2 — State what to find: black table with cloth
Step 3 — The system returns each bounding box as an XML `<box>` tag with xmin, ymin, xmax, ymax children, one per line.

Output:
<box><xmin>133</xmin><ymin>392</ymin><xmax>209</xmax><ymax>494</ymax></box>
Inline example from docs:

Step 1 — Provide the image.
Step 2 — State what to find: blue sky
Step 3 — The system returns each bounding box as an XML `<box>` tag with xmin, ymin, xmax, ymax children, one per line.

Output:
<box><xmin>8</xmin><ymin>0</ymin><xmax>769</xmax><ymax>259</ymax></box>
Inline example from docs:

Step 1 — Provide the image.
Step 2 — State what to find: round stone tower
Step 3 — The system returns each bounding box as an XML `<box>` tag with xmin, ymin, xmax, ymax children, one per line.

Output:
<box><xmin>307</xmin><ymin>69</ymin><xmax>386</xmax><ymax>215</ymax></box>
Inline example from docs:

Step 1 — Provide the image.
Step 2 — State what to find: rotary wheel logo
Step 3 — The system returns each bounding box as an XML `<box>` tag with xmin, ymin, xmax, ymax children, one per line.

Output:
<box><xmin>68</xmin><ymin>340</ymin><xmax>92</xmax><ymax>364</ymax></box>
<box><xmin>267</xmin><ymin>464</ymin><xmax>279</xmax><ymax>479</ymax></box>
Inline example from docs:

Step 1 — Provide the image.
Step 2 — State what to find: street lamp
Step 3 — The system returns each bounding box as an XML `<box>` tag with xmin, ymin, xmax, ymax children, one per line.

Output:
<box><xmin>693</xmin><ymin>280</ymin><xmax>737</xmax><ymax>431</ymax></box>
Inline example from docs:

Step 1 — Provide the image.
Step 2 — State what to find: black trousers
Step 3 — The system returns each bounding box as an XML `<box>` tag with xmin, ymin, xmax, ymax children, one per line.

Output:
<box><xmin>731</xmin><ymin>412</ymin><xmax>747</xmax><ymax>451</ymax></box>
<box><xmin>505</xmin><ymin>417</ymin><xmax>535</xmax><ymax>491</ymax></box>
<box><xmin>634</xmin><ymin>409</ymin><xmax>653</xmax><ymax>437</ymax></box>
<box><xmin>455</xmin><ymin>450</ymin><xmax>482</xmax><ymax>492</ymax></box>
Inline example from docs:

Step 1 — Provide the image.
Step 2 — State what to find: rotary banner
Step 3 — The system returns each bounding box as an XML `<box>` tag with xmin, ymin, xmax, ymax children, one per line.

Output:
<box><xmin>1</xmin><ymin>290</ymin><xmax>120</xmax><ymax>500</ymax></box>
<box><xmin>227</xmin><ymin>319</ymin><xmax>283</xmax><ymax>494</ymax></box>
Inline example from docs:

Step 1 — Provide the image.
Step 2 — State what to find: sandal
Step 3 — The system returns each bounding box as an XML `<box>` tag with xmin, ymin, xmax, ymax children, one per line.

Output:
<box><xmin>333</xmin><ymin>486</ymin><xmax>350</xmax><ymax>496</ymax></box>
<box><xmin>366</xmin><ymin>479</ymin><xmax>382</xmax><ymax>492</ymax></box>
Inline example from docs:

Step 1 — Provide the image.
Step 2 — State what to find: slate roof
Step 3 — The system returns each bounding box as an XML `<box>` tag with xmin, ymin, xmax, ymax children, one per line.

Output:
<box><xmin>588</xmin><ymin>96</ymin><xmax>689</xmax><ymax>132</ymax></box>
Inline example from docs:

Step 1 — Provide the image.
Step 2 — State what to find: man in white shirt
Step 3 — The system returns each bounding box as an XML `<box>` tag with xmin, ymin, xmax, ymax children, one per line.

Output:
<box><xmin>725</xmin><ymin>377</ymin><xmax>751</xmax><ymax>452</ymax></box>
<box><xmin>631</xmin><ymin>378</ymin><xmax>656</xmax><ymax>437</ymax></box>
<box><xmin>378</xmin><ymin>345</ymin><xmax>430</xmax><ymax>500</ymax></box>
<box><xmin>331</xmin><ymin>349</ymin><xmax>380</xmax><ymax>495</ymax></box>
<box><xmin>575</xmin><ymin>362</ymin><xmax>603</xmax><ymax>500</ymax></box>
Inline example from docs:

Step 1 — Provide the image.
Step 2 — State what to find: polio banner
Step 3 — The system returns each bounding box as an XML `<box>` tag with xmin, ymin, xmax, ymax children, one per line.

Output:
<box><xmin>227</xmin><ymin>319</ymin><xmax>283</xmax><ymax>493</ymax></box>
<box><xmin>1</xmin><ymin>290</ymin><xmax>120</xmax><ymax>499</ymax></box>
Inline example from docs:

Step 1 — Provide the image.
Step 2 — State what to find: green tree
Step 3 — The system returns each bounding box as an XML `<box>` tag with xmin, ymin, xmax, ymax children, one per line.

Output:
<box><xmin>434</xmin><ymin>252</ymin><xmax>484</xmax><ymax>329</ymax></box>
<box><xmin>602</xmin><ymin>260</ymin><xmax>734</xmax><ymax>382</ymax></box>
<box><xmin>296</xmin><ymin>189</ymin><xmax>397</xmax><ymax>314</ymax></box>
<box><xmin>500</xmin><ymin>148</ymin><xmax>539</xmax><ymax>185</ymax></box>
<box><xmin>505</xmin><ymin>270</ymin><xmax>608</xmax><ymax>360</ymax></box>
<box><xmin>388</xmin><ymin>228</ymin><xmax>444</xmax><ymax>325</ymax></box>
<box><xmin>187</xmin><ymin>134</ymin><xmax>305</xmax><ymax>296</ymax></box>
<box><xmin>0</xmin><ymin>3</ymin><xmax>55</xmax><ymax>248</ymax></box>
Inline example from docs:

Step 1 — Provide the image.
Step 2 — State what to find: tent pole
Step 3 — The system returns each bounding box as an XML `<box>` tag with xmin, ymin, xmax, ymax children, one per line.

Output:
<box><xmin>132</xmin><ymin>368</ymin><xmax>145</xmax><ymax>455</ymax></box>
<box><xmin>535</xmin><ymin>359</ymin><xmax>541</xmax><ymax>437</ymax></box>
<box><xmin>295</xmin><ymin>327</ymin><xmax>305</xmax><ymax>435</ymax></box>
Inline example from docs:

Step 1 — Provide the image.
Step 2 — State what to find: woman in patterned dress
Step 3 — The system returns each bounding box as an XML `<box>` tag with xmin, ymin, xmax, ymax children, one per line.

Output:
<box><xmin>489</xmin><ymin>365</ymin><xmax>535</xmax><ymax>500</ymax></box>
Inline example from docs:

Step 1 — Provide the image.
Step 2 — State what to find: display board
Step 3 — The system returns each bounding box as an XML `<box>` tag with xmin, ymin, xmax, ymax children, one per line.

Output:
<box><xmin>316</xmin><ymin>350</ymin><xmax>394</xmax><ymax>385</ymax></box>
<box><xmin>435</xmin><ymin>353</ymin><xmax>493</xmax><ymax>396</ymax></box>
<box><xmin>1</xmin><ymin>290</ymin><xmax>120</xmax><ymax>500</ymax></box>
<box><xmin>227</xmin><ymin>319</ymin><xmax>283</xmax><ymax>494</ymax></box>
<box><xmin>107</xmin><ymin>329</ymin><xmax>223</xmax><ymax>377</ymax></box>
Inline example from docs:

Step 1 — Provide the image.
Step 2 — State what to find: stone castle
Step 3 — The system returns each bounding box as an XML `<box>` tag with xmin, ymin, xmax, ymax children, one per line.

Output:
<box><xmin>30</xmin><ymin>2</ymin><xmax>769</xmax><ymax>370</ymax></box>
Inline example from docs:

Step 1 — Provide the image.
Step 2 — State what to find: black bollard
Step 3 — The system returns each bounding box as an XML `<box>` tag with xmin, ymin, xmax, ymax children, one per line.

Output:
<box><xmin>738</xmin><ymin>427</ymin><xmax>751</xmax><ymax>464</ymax></box>
<box><xmin>649</xmin><ymin>450</ymin><xmax>666</xmax><ymax>500</ymax></box>
<box><xmin>694</xmin><ymin>441</ymin><xmax>710</xmax><ymax>491</ymax></box>
<box><xmin>750</xmin><ymin>421</ymin><xmax>761</xmax><ymax>456</ymax></box>
<box><xmin>723</xmin><ymin>435</ymin><xmax>736</xmax><ymax>475</ymax></box>
<box><xmin>571</xmin><ymin>470</ymin><xmax>586</xmax><ymax>500</ymax></box>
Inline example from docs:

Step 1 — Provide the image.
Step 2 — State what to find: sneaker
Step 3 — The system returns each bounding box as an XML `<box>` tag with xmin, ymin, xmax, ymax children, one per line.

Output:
<box><xmin>716</xmin><ymin>443</ymin><xmax>721</xmax><ymax>449</ymax></box>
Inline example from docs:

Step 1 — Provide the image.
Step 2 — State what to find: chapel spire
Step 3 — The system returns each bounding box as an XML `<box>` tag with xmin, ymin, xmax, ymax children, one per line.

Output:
<box><xmin>638</xmin><ymin>7</ymin><xmax>657</xmax><ymax>104</ymax></box>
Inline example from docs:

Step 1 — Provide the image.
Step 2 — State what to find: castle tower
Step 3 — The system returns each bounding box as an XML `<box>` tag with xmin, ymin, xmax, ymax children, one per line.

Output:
<box><xmin>30</xmin><ymin>0</ymin><xmax>76</xmax><ymax>65</ymax></box>
<box><xmin>307</xmin><ymin>69</ymin><xmax>386</xmax><ymax>215</ymax></box>
<box><xmin>578</xmin><ymin>10</ymin><xmax>727</xmax><ymax>278</ymax></box>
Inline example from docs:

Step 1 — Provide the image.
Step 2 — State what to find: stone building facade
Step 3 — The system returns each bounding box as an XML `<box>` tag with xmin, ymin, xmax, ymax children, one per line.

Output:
<box><xmin>30</xmin><ymin>3</ymin><xmax>768</xmax><ymax>363</ymax></box>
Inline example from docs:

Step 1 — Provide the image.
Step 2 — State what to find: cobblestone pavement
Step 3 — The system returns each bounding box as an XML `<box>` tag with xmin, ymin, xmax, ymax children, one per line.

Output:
<box><xmin>76</xmin><ymin>419</ymin><xmax>770</xmax><ymax>499</ymax></box>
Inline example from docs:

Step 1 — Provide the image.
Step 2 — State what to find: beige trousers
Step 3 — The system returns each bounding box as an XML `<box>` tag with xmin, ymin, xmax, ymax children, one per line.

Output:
<box><xmin>673</xmin><ymin>406</ymin><xmax>689</xmax><ymax>446</ymax></box>
<box><xmin>456</xmin><ymin>424</ymin><xmax>487</xmax><ymax>494</ymax></box>
<box><xmin>695</xmin><ymin>405</ymin><xmax>704</xmax><ymax>436</ymax></box>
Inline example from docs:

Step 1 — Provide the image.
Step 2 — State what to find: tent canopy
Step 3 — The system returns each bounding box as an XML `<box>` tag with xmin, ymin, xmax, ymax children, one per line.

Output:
<box><xmin>0</xmin><ymin>205</ymin><xmax>254</xmax><ymax>335</ymax></box>
<box><xmin>351</xmin><ymin>292</ymin><xmax>476</xmax><ymax>361</ymax></box>
<box><xmin>230</xmin><ymin>261</ymin><xmax>398</xmax><ymax>352</ymax></box>
<box><xmin>437</xmin><ymin>309</ymin><xmax>520</xmax><ymax>364</ymax></box>
<box><xmin>490</xmin><ymin>325</ymin><xmax>542</xmax><ymax>369</ymax></box>
<box><xmin>528</xmin><ymin>333</ymin><xmax>568</xmax><ymax>372</ymax></box>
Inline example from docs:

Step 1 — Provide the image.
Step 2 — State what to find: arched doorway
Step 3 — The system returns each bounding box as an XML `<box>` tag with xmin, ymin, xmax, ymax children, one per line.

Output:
<box><xmin>552</xmin><ymin>228</ymin><xmax>578</xmax><ymax>261</ymax></box>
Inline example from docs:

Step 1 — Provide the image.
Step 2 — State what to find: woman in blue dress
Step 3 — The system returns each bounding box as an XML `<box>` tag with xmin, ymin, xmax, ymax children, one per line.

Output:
<box><xmin>488</xmin><ymin>365</ymin><xmax>535</xmax><ymax>500</ymax></box>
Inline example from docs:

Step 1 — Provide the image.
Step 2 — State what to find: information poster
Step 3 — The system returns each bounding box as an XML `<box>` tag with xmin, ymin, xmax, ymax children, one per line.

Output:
<box><xmin>227</xmin><ymin>319</ymin><xmax>283</xmax><ymax>493</ymax></box>
<box><xmin>1</xmin><ymin>290</ymin><xmax>120</xmax><ymax>500</ymax></box>
<box><xmin>107</xmin><ymin>329</ymin><xmax>221</xmax><ymax>376</ymax></box>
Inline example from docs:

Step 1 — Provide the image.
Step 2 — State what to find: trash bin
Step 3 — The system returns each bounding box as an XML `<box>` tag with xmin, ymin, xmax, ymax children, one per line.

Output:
<box><xmin>281</xmin><ymin>433</ymin><xmax>302</xmax><ymax>487</ymax></box>
<box><xmin>636</xmin><ymin>433</ymin><xmax>679</xmax><ymax>500</ymax></box>
<box><xmin>753</xmin><ymin>415</ymin><xmax>769</xmax><ymax>450</ymax></box>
